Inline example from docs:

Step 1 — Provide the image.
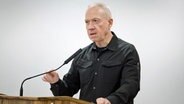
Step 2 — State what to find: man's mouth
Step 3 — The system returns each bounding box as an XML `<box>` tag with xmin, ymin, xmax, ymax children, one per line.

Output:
<box><xmin>89</xmin><ymin>33</ymin><xmax>96</xmax><ymax>36</ymax></box>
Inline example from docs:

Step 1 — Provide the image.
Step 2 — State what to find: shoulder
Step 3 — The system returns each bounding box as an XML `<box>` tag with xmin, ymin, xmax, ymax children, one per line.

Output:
<box><xmin>117</xmin><ymin>38</ymin><xmax>136</xmax><ymax>51</ymax></box>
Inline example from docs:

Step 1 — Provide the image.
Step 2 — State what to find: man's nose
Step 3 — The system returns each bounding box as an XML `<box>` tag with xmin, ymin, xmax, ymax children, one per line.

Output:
<box><xmin>87</xmin><ymin>22</ymin><xmax>95</xmax><ymax>30</ymax></box>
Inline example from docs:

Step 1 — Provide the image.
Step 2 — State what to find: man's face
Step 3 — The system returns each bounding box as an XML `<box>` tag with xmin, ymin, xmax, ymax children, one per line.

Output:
<box><xmin>85</xmin><ymin>7</ymin><xmax>112</xmax><ymax>43</ymax></box>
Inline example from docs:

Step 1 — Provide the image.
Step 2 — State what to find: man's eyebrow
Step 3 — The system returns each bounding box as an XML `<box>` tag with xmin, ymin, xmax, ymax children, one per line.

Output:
<box><xmin>85</xmin><ymin>18</ymin><xmax>101</xmax><ymax>23</ymax></box>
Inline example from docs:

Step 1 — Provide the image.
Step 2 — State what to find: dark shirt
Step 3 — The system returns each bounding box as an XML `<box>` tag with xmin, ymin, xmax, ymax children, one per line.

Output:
<box><xmin>50</xmin><ymin>32</ymin><xmax>140</xmax><ymax>104</ymax></box>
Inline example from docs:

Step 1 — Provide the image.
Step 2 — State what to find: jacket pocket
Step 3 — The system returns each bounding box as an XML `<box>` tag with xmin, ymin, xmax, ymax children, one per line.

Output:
<box><xmin>101</xmin><ymin>61</ymin><xmax>122</xmax><ymax>84</ymax></box>
<box><xmin>102</xmin><ymin>61</ymin><xmax>122</xmax><ymax>67</ymax></box>
<box><xmin>77</xmin><ymin>59</ymin><xmax>93</xmax><ymax>85</ymax></box>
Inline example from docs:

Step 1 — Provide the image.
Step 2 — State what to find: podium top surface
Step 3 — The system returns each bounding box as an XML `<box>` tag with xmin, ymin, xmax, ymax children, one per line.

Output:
<box><xmin>0</xmin><ymin>95</ymin><xmax>92</xmax><ymax>104</ymax></box>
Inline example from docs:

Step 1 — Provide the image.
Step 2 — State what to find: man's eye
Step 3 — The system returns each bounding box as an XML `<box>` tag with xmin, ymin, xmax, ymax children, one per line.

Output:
<box><xmin>93</xmin><ymin>19</ymin><xmax>100</xmax><ymax>24</ymax></box>
<box><xmin>85</xmin><ymin>20</ymin><xmax>89</xmax><ymax>24</ymax></box>
<box><xmin>94</xmin><ymin>19</ymin><xmax>98</xmax><ymax>22</ymax></box>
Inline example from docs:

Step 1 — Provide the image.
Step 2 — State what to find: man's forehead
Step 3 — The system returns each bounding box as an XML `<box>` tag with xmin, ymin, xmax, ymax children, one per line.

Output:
<box><xmin>85</xmin><ymin>7</ymin><xmax>106</xmax><ymax>19</ymax></box>
<box><xmin>86</xmin><ymin>7</ymin><xmax>104</xmax><ymax>14</ymax></box>
<box><xmin>85</xmin><ymin>13</ymin><xmax>104</xmax><ymax>20</ymax></box>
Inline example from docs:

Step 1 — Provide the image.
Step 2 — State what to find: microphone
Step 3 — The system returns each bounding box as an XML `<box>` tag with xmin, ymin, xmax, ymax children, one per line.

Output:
<box><xmin>20</xmin><ymin>48</ymin><xmax>82</xmax><ymax>96</ymax></box>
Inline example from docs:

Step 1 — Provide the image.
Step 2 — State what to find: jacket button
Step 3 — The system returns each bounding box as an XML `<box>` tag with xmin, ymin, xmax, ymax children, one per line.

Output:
<box><xmin>93</xmin><ymin>86</ymin><xmax>96</xmax><ymax>90</ymax></box>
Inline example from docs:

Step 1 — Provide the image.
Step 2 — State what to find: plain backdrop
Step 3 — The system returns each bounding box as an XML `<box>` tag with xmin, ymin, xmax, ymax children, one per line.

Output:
<box><xmin>0</xmin><ymin>0</ymin><xmax>184</xmax><ymax>104</ymax></box>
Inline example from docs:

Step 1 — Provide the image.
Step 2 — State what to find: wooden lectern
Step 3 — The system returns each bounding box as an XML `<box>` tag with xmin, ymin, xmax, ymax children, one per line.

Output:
<box><xmin>0</xmin><ymin>95</ymin><xmax>92</xmax><ymax>104</ymax></box>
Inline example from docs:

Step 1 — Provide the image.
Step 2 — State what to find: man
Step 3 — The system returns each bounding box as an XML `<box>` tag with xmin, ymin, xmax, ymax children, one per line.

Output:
<box><xmin>42</xmin><ymin>3</ymin><xmax>140</xmax><ymax>104</ymax></box>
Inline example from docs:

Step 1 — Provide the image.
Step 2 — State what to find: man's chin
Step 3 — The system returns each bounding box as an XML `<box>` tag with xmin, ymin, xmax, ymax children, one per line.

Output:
<box><xmin>90</xmin><ymin>39</ymin><xmax>96</xmax><ymax>42</ymax></box>
<box><xmin>89</xmin><ymin>36</ymin><xmax>97</xmax><ymax>41</ymax></box>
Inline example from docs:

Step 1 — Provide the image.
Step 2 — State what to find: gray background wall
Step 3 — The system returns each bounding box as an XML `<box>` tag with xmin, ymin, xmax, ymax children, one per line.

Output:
<box><xmin>0</xmin><ymin>0</ymin><xmax>183</xmax><ymax>104</ymax></box>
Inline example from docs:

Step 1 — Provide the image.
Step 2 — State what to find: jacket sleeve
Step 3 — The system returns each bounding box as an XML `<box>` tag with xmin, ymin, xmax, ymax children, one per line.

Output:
<box><xmin>107</xmin><ymin>45</ymin><xmax>141</xmax><ymax>104</ymax></box>
<box><xmin>50</xmin><ymin>60</ymin><xmax>80</xmax><ymax>96</ymax></box>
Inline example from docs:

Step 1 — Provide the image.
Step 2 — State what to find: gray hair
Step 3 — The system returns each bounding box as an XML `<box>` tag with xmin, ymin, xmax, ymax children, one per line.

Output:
<box><xmin>88</xmin><ymin>3</ymin><xmax>112</xmax><ymax>19</ymax></box>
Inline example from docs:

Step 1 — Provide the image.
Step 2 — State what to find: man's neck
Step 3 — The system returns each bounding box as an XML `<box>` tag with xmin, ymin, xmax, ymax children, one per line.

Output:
<box><xmin>95</xmin><ymin>31</ymin><xmax>113</xmax><ymax>48</ymax></box>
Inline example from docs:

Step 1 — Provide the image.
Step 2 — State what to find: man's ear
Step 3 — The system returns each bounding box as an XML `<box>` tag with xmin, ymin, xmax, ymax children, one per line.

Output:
<box><xmin>109</xmin><ymin>18</ymin><xmax>113</xmax><ymax>28</ymax></box>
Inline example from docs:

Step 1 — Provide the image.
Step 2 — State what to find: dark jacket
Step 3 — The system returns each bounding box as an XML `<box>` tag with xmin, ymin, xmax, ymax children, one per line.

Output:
<box><xmin>50</xmin><ymin>32</ymin><xmax>141</xmax><ymax>104</ymax></box>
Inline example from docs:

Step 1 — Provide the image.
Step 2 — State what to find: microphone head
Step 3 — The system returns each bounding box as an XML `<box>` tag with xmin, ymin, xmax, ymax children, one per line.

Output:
<box><xmin>64</xmin><ymin>48</ymin><xmax>82</xmax><ymax>64</ymax></box>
